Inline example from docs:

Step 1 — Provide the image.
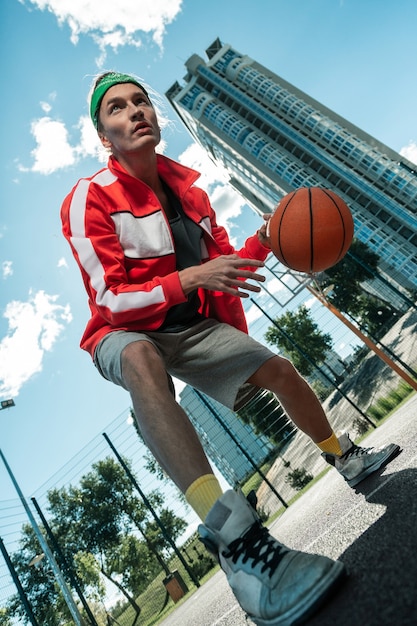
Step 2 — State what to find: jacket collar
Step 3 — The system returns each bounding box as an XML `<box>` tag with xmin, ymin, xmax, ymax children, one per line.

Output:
<box><xmin>107</xmin><ymin>154</ymin><xmax>201</xmax><ymax>199</ymax></box>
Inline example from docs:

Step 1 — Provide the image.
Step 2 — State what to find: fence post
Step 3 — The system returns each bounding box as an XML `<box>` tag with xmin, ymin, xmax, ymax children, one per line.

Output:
<box><xmin>0</xmin><ymin>536</ymin><xmax>40</xmax><ymax>626</ymax></box>
<box><xmin>31</xmin><ymin>497</ymin><xmax>99</xmax><ymax>626</ymax></box>
<box><xmin>250</xmin><ymin>298</ymin><xmax>378</xmax><ymax>428</ymax></box>
<box><xmin>0</xmin><ymin>449</ymin><xmax>85</xmax><ymax>625</ymax></box>
<box><xmin>192</xmin><ymin>388</ymin><xmax>289</xmax><ymax>509</ymax></box>
<box><xmin>103</xmin><ymin>432</ymin><xmax>200</xmax><ymax>589</ymax></box>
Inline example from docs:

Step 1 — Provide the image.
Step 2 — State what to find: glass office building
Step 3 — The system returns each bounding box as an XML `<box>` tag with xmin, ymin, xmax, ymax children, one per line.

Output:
<box><xmin>166</xmin><ymin>38</ymin><xmax>417</xmax><ymax>289</ymax></box>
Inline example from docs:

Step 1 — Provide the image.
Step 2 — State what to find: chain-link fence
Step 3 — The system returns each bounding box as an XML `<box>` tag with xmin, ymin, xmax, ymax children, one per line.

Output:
<box><xmin>1</xmin><ymin>252</ymin><xmax>416</xmax><ymax>625</ymax></box>
<box><xmin>0</xmin><ymin>409</ymin><xmax>206</xmax><ymax>626</ymax></box>
<box><xmin>239</xmin><ymin>253</ymin><xmax>416</xmax><ymax>515</ymax></box>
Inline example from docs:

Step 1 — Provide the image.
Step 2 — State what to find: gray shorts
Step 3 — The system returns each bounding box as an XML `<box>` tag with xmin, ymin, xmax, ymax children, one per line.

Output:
<box><xmin>93</xmin><ymin>318</ymin><xmax>275</xmax><ymax>410</ymax></box>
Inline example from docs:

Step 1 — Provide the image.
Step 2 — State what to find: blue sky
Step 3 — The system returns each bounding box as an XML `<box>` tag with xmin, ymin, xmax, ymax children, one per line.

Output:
<box><xmin>1</xmin><ymin>0</ymin><xmax>417</xmax><ymax>502</ymax></box>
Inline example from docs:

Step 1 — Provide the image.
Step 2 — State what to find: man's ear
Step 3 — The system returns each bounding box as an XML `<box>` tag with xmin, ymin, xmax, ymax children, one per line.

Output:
<box><xmin>98</xmin><ymin>132</ymin><xmax>111</xmax><ymax>150</ymax></box>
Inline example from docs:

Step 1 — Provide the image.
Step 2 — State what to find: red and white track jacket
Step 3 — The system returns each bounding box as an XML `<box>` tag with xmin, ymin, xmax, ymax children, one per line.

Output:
<box><xmin>61</xmin><ymin>154</ymin><xmax>270</xmax><ymax>359</ymax></box>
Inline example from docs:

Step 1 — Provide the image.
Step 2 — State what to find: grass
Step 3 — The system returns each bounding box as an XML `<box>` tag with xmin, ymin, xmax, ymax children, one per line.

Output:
<box><xmin>240</xmin><ymin>460</ymin><xmax>274</xmax><ymax>496</ymax></box>
<box><xmin>355</xmin><ymin>380</ymin><xmax>415</xmax><ymax>445</ymax></box>
<box><xmin>115</xmin><ymin>532</ymin><xmax>221</xmax><ymax>626</ymax></box>
<box><xmin>367</xmin><ymin>380</ymin><xmax>415</xmax><ymax>423</ymax></box>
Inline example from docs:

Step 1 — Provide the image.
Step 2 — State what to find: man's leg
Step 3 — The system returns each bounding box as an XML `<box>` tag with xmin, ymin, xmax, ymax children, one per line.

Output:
<box><xmin>121</xmin><ymin>340</ymin><xmax>222</xmax><ymax>519</ymax></box>
<box><xmin>122</xmin><ymin>341</ymin><xmax>345</xmax><ymax>625</ymax></box>
<box><xmin>247</xmin><ymin>355</ymin><xmax>400</xmax><ymax>486</ymax></box>
<box><xmin>199</xmin><ymin>353</ymin><xmax>401</xmax><ymax>624</ymax></box>
<box><xmin>247</xmin><ymin>355</ymin><xmax>334</xmax><ymax>443</ymax></box>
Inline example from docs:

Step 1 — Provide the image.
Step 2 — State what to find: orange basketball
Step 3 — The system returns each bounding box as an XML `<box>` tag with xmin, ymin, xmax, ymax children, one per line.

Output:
<box><xmin>267</xmin><ymin>187</ymin><xmax>354</xmax><ymax>273</ymax></box>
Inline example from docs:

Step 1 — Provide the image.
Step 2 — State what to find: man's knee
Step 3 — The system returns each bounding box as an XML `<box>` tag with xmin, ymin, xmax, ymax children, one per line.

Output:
<box><xmin>249</xmin><ymin>355</ymin><xmax>300</xmax><ymax>394</ymax></box>
<box><xmin>121</xmin><ymin>341</ymin><xmax>166</xmax><ymax>387</ymax></box>
<box><xmin>122</xmin><ymin>339</ymin><xmax>159</xmax><ymax>366</ymax></box>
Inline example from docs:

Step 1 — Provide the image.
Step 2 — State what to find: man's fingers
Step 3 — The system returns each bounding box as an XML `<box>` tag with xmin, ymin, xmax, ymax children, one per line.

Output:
<box><xmin>228</xmin><ymin>269</ymin><xmax>265</xmax><ymax>284</ymax></box>
<box><xmin>240</xmin><ymin>270</ymin><xmax>265</xmax><ymax>283</ymax></box>
<box><xmin>228</xmin><ymin>278</ymin><xmax>263</xmax><ymax>294</ymax></box>
<box><xmin>231</xmin><ymin>256</ymin><xmax>265</xmax><ymax>268</ymax></box>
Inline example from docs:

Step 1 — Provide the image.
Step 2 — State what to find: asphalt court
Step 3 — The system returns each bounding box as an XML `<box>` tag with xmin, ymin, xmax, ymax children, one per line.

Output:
<box><xmin>160</xmin><ymin>394</ymin><xmax>417</xmax><ymax>626</ymax></box>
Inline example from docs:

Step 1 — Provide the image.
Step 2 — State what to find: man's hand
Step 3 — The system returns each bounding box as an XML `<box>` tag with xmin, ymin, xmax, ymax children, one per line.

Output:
<box><xmin>179</xmin><ymin>254</ymin><xmax>265</xmax><ymax>298</ymax></box>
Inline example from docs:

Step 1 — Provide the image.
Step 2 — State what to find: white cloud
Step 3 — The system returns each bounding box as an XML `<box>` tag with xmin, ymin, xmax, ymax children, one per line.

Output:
<box><xmin>244</xmin><ymin>302</ymin><xmax>264</xmax><ymax>325</ymax></box>
<box><xmin>25</xmin><ymin>0</ymin><xmax>183</xmax><ymax>61</ymax></box>
<box><xmin>264</xmin><ymin>275</ymin><xmax>286</xmax><ymax>296</ymax></box>
<box><xmin>19</xmin><ymin>117</ymin><xmax>76</xmax><ymax>175</ymax></box>
<box><xmin>400</xmin><ymin>140</ymin><xmax>417</xmax><ymax>165</ymax></box>
<box><xmin>173</xmin><ymin>378</ymin><xmax>186</xmax><ymax>397</ymax></box>
<box><xmin>0</xmin><ymin>290</ymin><xmax>72</xmax><ymax>397</ymax></box>
<box><xmin>178</xmin><ymin>143</ymin><xmax>247</xmax><ymax>231</ymax></box>
<box><xmin>178</xmin><ymin>143</ymin><xmax>228</xmax><ymax>187</ymax></box>
<box><xmin>19</xmin><ymin>113</ymin><xmax>109</xmax><ymax>175</ymax></box>
<box><xmin>2</xmin><ymin>261</ymin><xmax>13</xmax><ymax>279</ymax></box>
<box><xmin>57</xmin><ymin>257</ymin><xmax>68</xmax><ymax>269</ymax></box>
<box><xmin>210</xmin><ymin>185</ymin><xmax>247</xmax><ymax>233</ymax></box>
<box><xmin>40</xmin><ymin>101</ymin><xmax>52</xmax><ymax>114</ymax></box>
<box><xmin>304</xmin><ymin>295</ymin><xmax>317</xmax><ymax>309</ymax></box>
<box><xmin>75</xmin><ymin>115</ymin><xmax>108</xmax><ymax>162</ymax></box>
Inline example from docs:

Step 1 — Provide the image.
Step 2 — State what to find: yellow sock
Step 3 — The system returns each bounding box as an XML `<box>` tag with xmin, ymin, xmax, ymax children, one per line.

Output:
<box><xmin>185</xmin><ymin>474</ymin><xmax>223</xmax><ymax>522</ymax></box>
<box><xmin>317</xmin><ymin>432</ymin><xmax>343</xmax><ymax>456</ymax></box>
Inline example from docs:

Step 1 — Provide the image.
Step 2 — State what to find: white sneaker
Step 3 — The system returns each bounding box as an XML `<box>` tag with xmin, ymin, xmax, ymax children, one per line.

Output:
<box><xmin>322</xmin><ymin>432</ymin><xmax>401</xmax><ymax>487</ymax></box>
<box><xmin>198</xmin><ymin>490</ymin><xmax>345</xmax><ymax>626</ymax></box>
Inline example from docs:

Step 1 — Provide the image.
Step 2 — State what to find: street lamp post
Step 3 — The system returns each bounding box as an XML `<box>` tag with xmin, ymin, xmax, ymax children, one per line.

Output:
<box><xmin>0</xmin><ymin>449</ymin><xmax>85</xmax><ymax>625</ymax></box>
<box><xmin>0</xmin><ymin>399</ymin><xmax>15</xmax><ymax>410</ymax></box>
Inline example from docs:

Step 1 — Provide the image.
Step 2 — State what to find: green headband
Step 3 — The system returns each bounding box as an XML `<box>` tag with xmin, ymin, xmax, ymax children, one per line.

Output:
<box><xmin>90</xmin><ymin>72</ymin><xmax>149</xmax><ymax>129</ymax></box>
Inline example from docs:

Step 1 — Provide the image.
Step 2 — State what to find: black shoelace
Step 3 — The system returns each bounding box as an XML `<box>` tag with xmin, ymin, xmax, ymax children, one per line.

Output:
<box><xmin>341</xmin><ymin>443</ymin><xmax>371</xmax><ymax>460</ymax></box>
<box><xmin>222</xmin><ymin>522</ymin><xmax>286</xmax><ymax>577</ymax></box>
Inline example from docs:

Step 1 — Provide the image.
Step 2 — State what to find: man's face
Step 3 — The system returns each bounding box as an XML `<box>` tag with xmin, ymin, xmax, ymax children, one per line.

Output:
<box><xmin>98</xmin><ymin>82</ymin><xmax>160</xmax><ymax>157</ymax></box>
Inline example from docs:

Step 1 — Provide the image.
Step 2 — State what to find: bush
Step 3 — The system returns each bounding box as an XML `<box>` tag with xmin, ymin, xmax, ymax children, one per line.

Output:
<box><xmin>188</xmin><ymin>554</ymin><xmax>216</xmax><ymax>579</ymax></box>
<box><xmin>286</xmin><ymin>467</ymin><xmax>314</xmax><ymax>491</ymax></box>
<box><xmin>352</xmin><ymin>416</ymin><xmax>370</xmax><ymax>436</ymax></box>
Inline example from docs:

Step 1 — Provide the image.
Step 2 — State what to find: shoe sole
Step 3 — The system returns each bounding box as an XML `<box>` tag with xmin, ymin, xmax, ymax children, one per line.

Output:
<box><xmin>346</xmin><ymin>444</ymin><xmax>402</xmax><ymax>487</ymax></box>
<box><xmin>250</xmin><ymin>560</ymin><xmax>347</xmax><ymax>626</ymax></box>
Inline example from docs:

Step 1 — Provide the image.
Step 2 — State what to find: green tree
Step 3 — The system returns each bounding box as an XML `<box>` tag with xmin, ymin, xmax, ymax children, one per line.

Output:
<box><xmin>105</xmin><ymin>533</ymin><xmax>160</xmax><ymax>598</ymax></box>
<box><xmin>265</xmin><ymin>305</ymin><xmax>333</xmax><ymax>377</ymax></box>
<box><xmin>354</xmin><ymin>294</ymin><xmax>396</xmax><ymax>337</ymax></box>
<box><xmin>320</xmin><ymin>239</ymin><xmax>379</xmax><ymax>316</ymax></box>
<box><xmin>5</xmin><ymin>524</ymin><xmax>71</xmax><ymax>626</ymax></box>
<box><xmin>320</xmin><ymin>239</ymin><xmax>399</xmax><ymax>336</ymax></box>
<box><xmin>286</xmin><ymin>467</ymin><xmax>314</xmax><ymax>491</ymax></box>
<box><xmin>7</xmin><ymin>457</ymin><xmax>188</xmax><ymax>625</ymax></box>
<box><xmin>47</xmin><ymin>457</ymin><xmax>186</xmax><ymax>620</ymax></box>
<box><xmin>72</xmin><ymin>551</ymin><xmax>105</xmax><ymax>602</ymax></box>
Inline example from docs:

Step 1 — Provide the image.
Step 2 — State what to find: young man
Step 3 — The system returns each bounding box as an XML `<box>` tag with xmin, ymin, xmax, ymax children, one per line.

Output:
<box><xmin>61</xmin><ymin>72</ymin><xmax>400</xmax><ymax>625</ymax></box>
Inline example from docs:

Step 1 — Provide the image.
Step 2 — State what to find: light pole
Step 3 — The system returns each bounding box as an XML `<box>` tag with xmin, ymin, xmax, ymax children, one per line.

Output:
<box><xmin>0</xmin><ymin>449</ymin><xmax>85</xmax><ymax>625</ymax></box>
<box><xmin>0</xmin><ymin>399</ymin><xmax>15</xmax><ymax>410</ymax></box>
